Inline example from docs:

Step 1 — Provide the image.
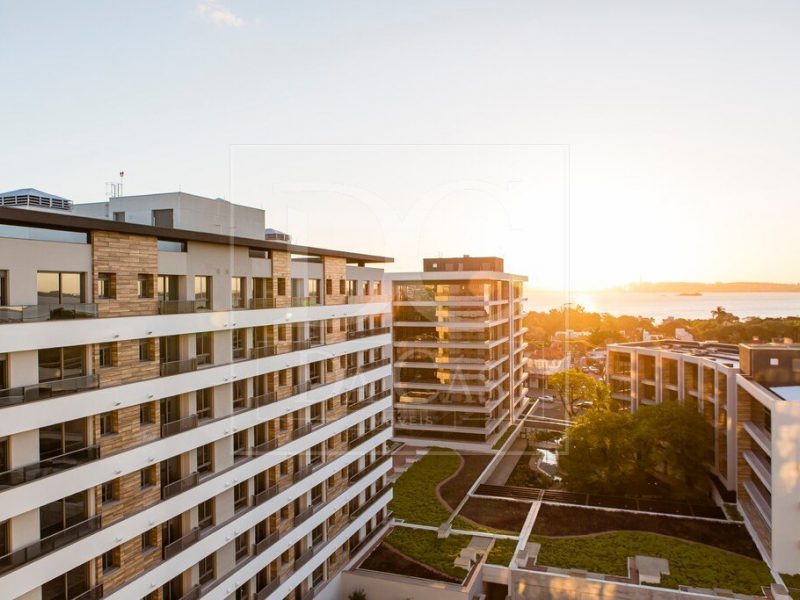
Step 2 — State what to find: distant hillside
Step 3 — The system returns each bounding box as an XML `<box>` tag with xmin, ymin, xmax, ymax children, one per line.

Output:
<box><xmin>609</xmin><ymin>282</ymin><xmax>800</xmax><ymax>293</ymax></box>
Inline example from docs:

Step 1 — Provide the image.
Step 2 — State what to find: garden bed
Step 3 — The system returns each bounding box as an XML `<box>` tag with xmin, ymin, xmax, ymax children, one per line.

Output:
<box><xmin>456</xmin><ymin>497</ymin><xmax>531</xmax><ymax>532</ymax></box>
<box><xmin>486</xmin><ymin>538</ymin><xmax>517</xmax><ymax>566</ymax></box>
<box><xmin>531</xmin><ymin>530</ymin><xmax>773</xmax><ymax>594</ymax></box>
<box><xmin>389</xmin><ymin>448</ymin><xmax>461</xmax><ymax>526</ymax></box>
<box><xmin>532</xmin><ymin>503</ymin><xmax>760</xmax><ymax>558</ymax></box>
<box><xmin>360</xmin><ymin>541</ymin><xmax>461</xmax><ymax>583</ymax></box>
<box><xmin>439</xmin><ymin>452</ymin><xmax>492</xmax><ymax>509</ymax></box>
<box><xmin>376</xmin><ymin>527</ymin><xmax>471</xmax><ymax>581</ymax></box>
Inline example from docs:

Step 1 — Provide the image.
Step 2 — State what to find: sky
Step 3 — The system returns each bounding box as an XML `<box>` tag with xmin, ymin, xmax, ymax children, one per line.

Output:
<box><xmin>1</xmin><ymin>1</ymin><xmax>799</xmax><ymax>289</ymax></box>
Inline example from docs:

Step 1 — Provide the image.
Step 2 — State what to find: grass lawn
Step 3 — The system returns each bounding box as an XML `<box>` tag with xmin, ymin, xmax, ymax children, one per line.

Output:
<box><xmin>486</xmin><ymin>538</ymin><xmax>518</xmax><ymax>566</ymax></box>
<box><xmin>457</xmin><ymin>497</ymin><xmax>531</xmax><ymax>532</ymax></box>
<box><xmin>492</xmin><ymin>424</ymin><xmax>517</xmax><ymax>449</ymax></box>
<box><xmin>532</xmin><ymin>530</ymin><xmax>774</xmax><ymax>594</ymax></box>
<box><xmin>782</xmin><ymin>573</ymin><xmax>800</xmax><ymax>600</ymax></box>
<box><xmin>384</xmin><ymin>527</ymin><xmax>471</xmax><ymax>581</ymax></box>
<box><xmin>389</xmin><ymin>448</ymin><xmax>461</xmax><ymax>526</ymax></box>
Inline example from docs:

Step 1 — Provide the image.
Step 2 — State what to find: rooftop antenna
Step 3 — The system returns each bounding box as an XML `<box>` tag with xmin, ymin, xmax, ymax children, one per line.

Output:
<box><xmin>105</xmin><ymin>171</ymin><xmax>124</xmax><ymax>199</ymax></box>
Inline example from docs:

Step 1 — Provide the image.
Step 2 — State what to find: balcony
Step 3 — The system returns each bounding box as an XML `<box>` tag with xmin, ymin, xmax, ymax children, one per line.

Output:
<box><xmin>293</xmin><ymin>500</ymin><xmax>325</xmax><ymax>526</ymax></box>
<box><xmin>347</xmin><ymin>295</ymin><xmax>388</xmax><ymax>304</ymax></box>
<box><xmin>347</xmin><ymin>389</ymin><xmax>391</xmax><ymax>413</ymax></box>
<box><xmin>162</xmin><ymin>527</ymin><xmax>200</xmax><ymax>560</ymax></box>
<box><xmin>0</xmin><ymin>445</ymin><xmax>100</xmax><ymax>489</ymax></box>
<box><xmin>250</xmin><ymin>344</ymin><xmax>278</xmax><ymax>359</ymax></box>
<box><xmin>348</xmin><ymin>421</ymin><xmax>391</xmax><ymax>449</ymax></box>
<box><xmin>350</xmin><ymin>483</ymin><xmax>392</xmax><ymax>520</ymax></box>
<box><xmin>161</xmin><ymin>414</ymin><xmax>199</xmax><ymax>438</ymax></box>
<box><xmin>0</xmin><ymin>374</ymin><xmax>99</xmax><ymax>408</ymax></box>
<box><xmin>232</xmin><ymin>347</ymin><xmax>247</xmax><ymax>361</ymax></box>
<box><xmin>249</xmin><ymin>297</ymin><xmax>278</xmax><ymax>309</ymax></box>
<box><xmin>291</xmin><ymin>420</ymin><xmax>323</xmax><ymax>441</ymax></box>
<box><xmin>291</xmin><ymin>340</ymin><xmax>312</xmax><ymax>351</ymax></box>
<box><xmin>161</xmin><ymin>472</ymin><xmax>200</xmax><ymax>500</ymax></box>
<box><xmin>254</xmin><ymin>576</ymin><xmax>282</xmax><ymax>600</ymax></box>
<box><xmin>348</xmin><ymin>453</ymin><xmax>391</xmax><ymax>484</ymax></box>
<box><xmin>158</xmin><ymin>300</ymin><xmax>201</xmax><ymax>314</ymax></box>
<box><xmin>251</xmin><ymin>391</ymin><xmax>278</xmax><ymax>407</ymax></box>
<box><xmin>253</xmin><ymin>531</ymin><xmax>280</xmax><ymax>556</ymax></box>
<box><xmin>346</xmin><ymin>327</ymin><xmax>390</xmax><ymax>340</ymax></box>
<box><xmin>293</xmin><ymin>458</ymin><xmax>325</xmax><ymax>483</ymax></box>
<box><xmin>0</xmin><ymin>515</ymin><xmax>101</xmax><ymax>576</ymax></box>
<box><xmin>160</xmin><ymin>357</ymin><xmax>198</xmax><ymax>377</ymax></box>
<box><xmin>346</xmin><ymin>358</ymin><xmax>391</xmax><ymax>378</ymax></box>
<box><xmin>252</xmin><ymin>483</ymin><xmax>280</xmax><ymax>506</ymax></box>
<box><xmin>743</xmin><ymin>450</ymin><xmax>772</xmax><ymax>492</ymax></box>
<box><xmin>294</xmin><ymin>543</ymin><xmax>321</xmax><ymax>570</ymax></box>
<box><xmin>0</xmin><ymin>303</ymin><xmax>98</xmax><ymax>323</ymax></box>
<box><xmin>72</xmin><ymin>583</ymin><xmax>104</xmax><ymax>600</ymax></box>
<box><xmin>178</xmin><ymin>585</ymin><xmax>201</xmax><ymax>600</ymax></box>
<box><xmin>290</xmin><ymin>296</ymin><xmax>320</xmax><ymax>307</ymax></box>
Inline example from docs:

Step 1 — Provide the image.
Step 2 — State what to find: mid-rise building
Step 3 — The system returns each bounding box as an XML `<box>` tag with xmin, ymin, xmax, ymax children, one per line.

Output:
<box><xmin>607</xmin><ymin>339</ymin><xmax>800</xmax><ymax>576</ymax></box>
<box><xmin>388</xmin><ymin>256</ymin><xmax>528</xmax><ymax>449</ymax></box>
<box><xmin>0</xmin><ymin>189</ymin><xmax>394</xmax><ymax>600</ymax></box>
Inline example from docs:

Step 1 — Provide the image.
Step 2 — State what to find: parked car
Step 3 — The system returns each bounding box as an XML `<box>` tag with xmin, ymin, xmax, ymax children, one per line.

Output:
<box><xmin>574</xmin><ymin>400</ymin><xmax>593</xmax><ymax>410</ymax></box>
<box><xmin>537</xmin><ymin>395</ymin><xmax>556</xmax><ymax>403</ymax></box>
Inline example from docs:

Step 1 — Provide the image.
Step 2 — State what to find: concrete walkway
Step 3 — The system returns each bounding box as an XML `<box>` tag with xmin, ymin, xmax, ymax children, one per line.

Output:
<box><xmin>484</xmin><ymin>437</ymin><xmax>527</xmax><ymax>485</ymax></box>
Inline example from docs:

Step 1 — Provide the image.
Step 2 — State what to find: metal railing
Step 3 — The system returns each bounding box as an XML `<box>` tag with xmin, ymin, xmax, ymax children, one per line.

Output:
<box><xmin>162</xmin><ymin>527</ymin><xmax>200</xmax><ymax>560</ymax></box>
<box><xmin>250</xmin><ymin>344</ymin><xmax>278</xmax><ymax>359</ymax></box>
<box><xmin>160</xmin><ymin>357</ymin><xmax>198</xmax><ymax>377</ymax></box>
<box><xmin>349</xmin><ymin>453</ymin><xmax>391</xmax><ymax>484</ymax></box>
<box><xmin>347</xmin><ymin>389</ymin><xmax>391</xmax><ymax>413</ymax></box>
<box><xmin>161</xmin><ymin>472</ymin><xmax>200</xmax><ymax>500</ymax></box>
<box><xmin>0</xmin><ymin>303</ymin><xmax>98</xmax><ymax>323</ymax></box>
<box><xmin>0</xmin><ymin>374</ymin><xmax>99</xmax><ymax>407</ymax></box>
<box><xmin>0</xmin><ymin>515</ymin><xmax>101</xmax><ymax>575</ymax></box>
<box><xmin>161</xmin><ymin>414</ymin><xmax>199</xmax><ymax>438</ymax></box>
<box><xmin>253</xmin><ymin>531</ymin><xmax>280</xmax><ymax>556</ymax></box>
<box><xmin>158</xmin><ymin>300</ymin><xmax>200</xmax><ymax>314</ymax></box>
<box><xmin>348</xmin><ymin>422</ymin><xmax>391</xmax><ymax>449</ymax></box>
<box><xmin>350</xmin><ymin>484</ymin><xmax>392</xmax><ymax>520</ymax></box>
<box><xmin>232</xmin><ymin>347</ymin><xmax>246</xmax><ymax>361</ymax></box>
<box><xmin>290</xmin><ymin>296</ymin><xmax>320</xmax><ymax>307</ymax></box>
<box><xmin>346</xmin><ymin>358</ymin><xmax>391</xmax><ymax>378</ymax></box>
<box><xmin>177</xmin><ymin>585</ymin><xmax>201</xmax><ymax>600</ymax></box>
<box><xmin>253</xmin><ymin>576</ymin><xmax>282</xmax><ymax>600</ymax></box>
<box><xmin>346</xmin><ymin>326</ymin><xmax>390</xmax><ymax>340</ymax></box>
<box><xmin>252</xmin><ymin>483</ymin><xmax>280</xmax><ymax>506</ymax></box>
<box><xmin>72</xmin><ymin>583</ymin><xmax>104</xmax><ymax>600</ymax></box>
<box><xmin>346</xmin><ymin>295</ymin><xmax>388</xmax><ymax>304</ymax></box>
<box><xmin>249</xmin><ymin>297</ymin><xmax>278</xmax><ymax>309</ymax></box>
<box><xmin>251</xmin><ymin>391</ymin><xmax>278</xmax><ymax>407</ymax></box>
<box><xmin>0</xmin><ymin>445</ymin><xmax>100</xmax><ymax>488</ymax></box>
<box><xmin>290</xmin><ymin>421</ymin><xmax>315</xmax><ymax>441</ymax></box>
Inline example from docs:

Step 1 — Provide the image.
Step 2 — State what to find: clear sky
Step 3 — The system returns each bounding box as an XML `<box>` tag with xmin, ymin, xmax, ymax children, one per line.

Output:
<box><xmin>1</xmin><ymin>1</ymin><xmax>799</xmax><ymax>289</ymax></box>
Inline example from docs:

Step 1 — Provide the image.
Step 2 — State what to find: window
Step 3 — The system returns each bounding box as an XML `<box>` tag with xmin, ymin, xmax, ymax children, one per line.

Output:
<box><xmin>39</xmin><ymin>345</ymin><xmax>85</xmax><ymax>382</ymax></box>
<box><xmin>196</xmin><ymin>331</ymin><xmax>212</xmax><ymax>365</ymax></box>
<box><xmin>37</xmin><ymin>272</ymin><xmax>84</xmax><ymax>304</ymax></box>
<box><xmin>326</xmin><ymin>320</ymin><xmax>333</xmax><ymax>334</ymax></box>
<box><xmin>326</xmin><ymin>279</ymin><xmax>333</xmax><ymax>295</ymax></box>
<box><xmin>157</xmin><ymin>274</ymin><xmax>178</xmax><ymax>301</ymax></box>
<box><xmin>235</xmin><ymin>532</ymin><xmax>249</xmax><ymax>561</ymax></box>
<box><xmin>0</xmin><ymin>271</ymin><xmax>6</xmax><ymax>306</ymax></box>
<box><xmin>232</xmin><ymin>328</ymin><xmax>246</xmax><ymax>360</ymax></box>
<box><xmin>96</xmin><ymin>273</ymin><xmax>114</xmax><ymax>299</ymax></box>
<box><xmin>140</xmin><ymin>401</ymin><xmax>155</xmax><ymax>424</ymax></box>
<box><xmin>151</xmin><ymin>209</ymin><xmax>173</xmax><ymax>228</ymax></box>
<box><xmin>278</xmin><ymin>370</ymin><xmax>287</xmax><ymax>386</ymax></box>
<box><xmin>309</xmin><ymin>279</ymin><xmax>321</xmax><ymax>303</ymax></box>
<box><xmin>112</xmin><ymin>211</ymin><xmax>125</xmax><ymax>222</ymax></box>
<box><xmin>156</xmin><ymin>239</ymin><xmax>186</xmax><ymax>252</ymax></box>
<box><xmin>101</xmin><ymin>548</ymin><xmax>118</xmax><ymax>571</ymax></box>
<box><xmin>198</xmin><ymin>498</ymin><xmax>214</xmax><ymax>529</ymax></box>
<box><xmin>0</xmin><ymin>438</ymin><xmax>7</xmax><ymax>472</ymax></box>
<box><xmin>278</xmin><ymin>324</ymin><xmax>287</xmax><ymax>341</ymax></box>
<box><xmin>194</xmin><ymin>276</ymin><xmax>212</xmax><ymax>310</ymax></box>
<box><xmin>138</xmin><ymin>338</ymin><xmax>153</xmax><ymax>362</ymax></box>
<box><xmin>98</xmin><ymin>343</ymin><xmax>114</xmax><ymax>368</ymax></box>
<box><xmin>339</xmin><ymin>279</ymin><xmax>345</xmax><ymax>295</ymax></box>
<box><xmin>137</xmin><ymin>274</ymin><xmax>153</xmax><ymax>298</ymax></box>
<box><xmin>99</xmin><ymin>411</ymin><xmax>115</xmax><ymax>436</ymax></box>
<box><xmin>373</xmin><ymin>281</ymin><xmax>382</xmax><ymax>295</ymax></box>
<box><xmin>101</xmin><ymin>481</ymin><xmax>116</xmax><ymax>504</ymax></box>
<box><xmin>234</xmin><ymin>481</ymin><xmax>248</xmax><ymax>511</ymax></box>
<box><xmin>231</xmin><ymin>277</ymin><xmax>245</xmax><ymax>308</ymax></box>
<box><xmin>326</xmin><ymin>359</ymin><xmax>333</xmax><ymax>373</ymax></box>
<box><xmin>233</xmin><ymin>379</ymin><xmax>247</xmax><ymax>410</ymax></box>
<box><xmin>140</xmin><ymin>466</ymin><xmax>156</xmax><ymax>488</ymax></box>
<box><xmin>197</xmin><ymin>443</ymin><xmax>213</xmax><ymax>473</ymax></box>
<box><xmin>346</xmin><ymin>279</ymin><xmax>357</xmax><ymax>296</ymax></box>
<box><xmin>277</xmin><ymin>278</ymin><xmax>286</xmax><ymax>296</ymax></box>
<box><xmin>198</xmin><ymin>553</ymin><xmax>214</xmax><ymax>585</ymax></box>
<box><xmin>141</xmin><ymin>528</ymin><xmax>157</xmax><ymax>551</ymax></box>
<box><xmin>196</xmin><ymin>388</ymin><xmax>212</xmax><ymax>420</ymax></box>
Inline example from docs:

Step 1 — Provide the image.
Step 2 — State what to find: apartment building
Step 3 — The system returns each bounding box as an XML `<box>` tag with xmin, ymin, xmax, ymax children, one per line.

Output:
<box><xmin>0</xmin><ymin>189</ymin><xmax>394</xmax><ymax>600</ymax></box>
<box><xmin>388</xmin><ymin>257</ymin><xmax>528</xmax><ymax>449</ymax></box>
<box><xmin>607</xmin><ymin>339</ymin><xmax>800</xmax><ymax>575</ymax></box>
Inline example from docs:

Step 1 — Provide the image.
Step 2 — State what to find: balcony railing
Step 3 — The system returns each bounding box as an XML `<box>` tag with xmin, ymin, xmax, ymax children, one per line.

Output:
<box><xmin>348</xmin><ymin>422</ymin><xmax>391</xmax><ymax>449</ymax></box>
<box><xmin>160</xmin><ymin>357</ymin><xmax>198</xmax><ymax>377</ymax></box>
<box><xmin>232</xmin><ymin>347</ymin><xmax>246</xmax><ymax>361</ymax></box>
<box><xmin>249</xmin><ymin>297</ymin><xmax>278</xmax><ymax>309</ymax></box>
<box><xmin>346</xmin><ymin>295</ymin><xmax>387</xmax><ymax>304</ymax></box>
<box><xmin>251</xmin><ymin>391</ymin><xmax>278</xmax><ymax>407</ymax></box>
<box><xmin>254</xmin><ymin>576</ymin><xmax>282</xmax><ymax>600</ymax></box>
<box><xmin>0</xmin><ymin>445</ymin><xmax>100</xmax><ymax>488</ymax></box>
<box><xmin>72</xmin><ymin>583</ymin><xmax>104</xmax><ymax>600</ymax></box>
<box><xmin>347</xmin><ymin>389</ymin><xmax>391</xmax><ymax>413</ymax></box>
<box><xmin>349</xmin><ymin>453</ymin><xmax>391</xmax><ymax>484</ymax></box>
<box><xmin>293</xmin><ymin>500</ymin><xmax>325</xmax><ymax>526</ymax></box>
<box><xmin>291</xmin><ymin>340</ymin><xmax>312</xmax><ymax>351</ymax></box>
<box><xmin>293</xmin><ymin>458</ymin><xmax>325</xmax><ymax>483</ymax></box>
<box><xmin>0</xmin><ymin>515</ymin><xmax>101</xmax><ymax>575</ymax></box>
<box><xmin>350</xmin><ymin>484</ymin><xmax>392</xmax><ymax>520</ymax></box>
<box><xmin>290</xmin><ymin>296</ymin><xmax>320</xmax><ymax>307</ymax></box>
<box><xmin>161</xmin><ymin>414</ymin><xmax>199</xmax><ymax>438</ymax></box>
<box><xmin>0</xmin><ymin>374</ymin><xmax>99</xmax><ymax>408</ymax></box>
<box><xmin>161</xmin><ymin>472</ymin><xmax>200</xmax><ymax>500</ymax></box>
<box><xmin>178</xmin><ymin>585</ymin><xmax>201</xmax><ymax>600</ymax></box>
<box><xmin>346</xmin><ymin>327</ymin><xmax>390</xmax><ymax>340</ymax></box>
<box><xmin>253</xmin><ymin>531</ymin><xmax>280</xmax><ymax>556</ymax></box>
<box><xmin>346</xmin><ymin>358</ymin><xmax>391</xmax><ymax>378</ymax></box>
<box><xmin>252</xmin><ymin>483</ymin><xmax>280</xmax><ymax>506</ymax></box>
<box><xmin>158</xmin><ymin>300</ymin><xmax>200</xmax><ymax>314</ymax></box>
<box><xmin>294</xmin><ymin>543</ymin><xmax>321</xmax><ymax>570</ymax></box>
<box><xmin>291</xmin><ymin>421</ymin><xmax>321</xmax><ymax>441</ymax></box>
<box><xmin>250</xmin><ymin>344</ymin><xmax>278</xmax><ymax>359</ymax></box>
<box><xmin>162</xmin><ymin>527</ymin><xmax>200</xmax><ymax>560</ymax></box>
<box><xmin>0</xmin><ymin>303</ymin><xmax>98</xmax><ymax>323</ymax></box>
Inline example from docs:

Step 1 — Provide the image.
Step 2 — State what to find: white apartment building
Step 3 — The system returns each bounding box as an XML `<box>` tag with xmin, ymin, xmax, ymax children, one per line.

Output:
<box><xmin>0</xmin><ymin>189</ymin><xmax>394</xmax><ymax>600</ymax></box>
<box><xmin>388</xmin><ymin>256</ymin><xmax>528</xmax><ymax>450</ymax></box>
<box><xmin>607</xmin><ymin>339</ymin><xmax>800</xmax><ymax>576</ymax></box>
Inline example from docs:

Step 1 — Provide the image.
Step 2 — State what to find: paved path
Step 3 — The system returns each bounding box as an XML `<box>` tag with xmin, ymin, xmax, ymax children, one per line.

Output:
<box><xmin>484</xmin><ymin>437</ymin><xmax>526</xmax><ymax>485</ymax></box>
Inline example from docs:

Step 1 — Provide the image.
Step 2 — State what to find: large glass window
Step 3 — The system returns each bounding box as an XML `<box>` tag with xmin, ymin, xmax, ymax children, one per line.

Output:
<box><xmin>39</xmin><ymin>491</ymin><xmax>88</xmax><ymax>538</ymax></box>
<box><xmin>39</xmin><ymin>418</ymin><xmax>87</xmax><ymax>460</ymax></box>
<box><xmin>41</xmin><ymin>562</ymin><xmax>90</xmax><ymax>600</ymax></box>
<box><xmin>196</xmin><ymin>331</ymin><xmax>213</xmax><ymax>365</ymax></box>
<box><xmin>38</xmin><ymin>345</ymin><xmax>85</xmax><ymax>382</ymax></box>
<box><xmin>37</xmin><ymin>272</ymin><xmax>84</xmax><ymax>304</ymax></box>
<box><xmin>157</xmin><ymin>275</ymin><xmax>178</xmax><ymax>301</ymax></box>
<box><xmin>231</xmin><ymin>277</ymin><xmax>245</xmax><ymax>308</ymax></box>
<box><xmin>194</xmin><ymin>276</ymin><xmax>212</xmax><ymax>310</ymax></box>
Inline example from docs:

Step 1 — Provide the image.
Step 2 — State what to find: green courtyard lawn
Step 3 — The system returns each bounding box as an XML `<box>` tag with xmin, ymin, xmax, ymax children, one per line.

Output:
<box><xmin>782</xmin><ymin>573</ymin><xmax>800</xmax><ymax>600</ymax></box>
<box><xmin>486</xmin><ymin>538</ymin><xmax>518</xmax><ymax>567</ymax></box>
<box><xmin>389</xmin><ymin>448</ymin><xmax>461</xmax><ymax>525</ymax></box>
<box><xmin>492</xmin><ymin>424</ymin><xmax>517</xmax><ymax>449</ymax></box>
<box><xmin>532</xmin><ymin>530</ymin><xmax>774</xmax><ymax>594</ymax></box>
<box><xmin>384</xmin><ymin>527</ymin><xmax>471</xmax><ymax>581</ymax></box>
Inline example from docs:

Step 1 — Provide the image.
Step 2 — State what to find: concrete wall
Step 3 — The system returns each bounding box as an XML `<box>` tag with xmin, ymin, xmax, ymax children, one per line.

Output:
<box><xmin>340</xmin><ymin>568</ymin><xmax>481</xmax><ymax>600</ymax></box>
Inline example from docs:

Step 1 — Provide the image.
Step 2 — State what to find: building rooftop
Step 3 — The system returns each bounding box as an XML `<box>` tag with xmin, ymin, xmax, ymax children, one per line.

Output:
<box><xmin>0</xmin><ymin>188</ymin><xmax>73</xmax><ymax>211</ymax></box>
<box><xmin>770</xmin><ymin>386</ymin><xmax>800</xmax><ymax>401</ymax></box>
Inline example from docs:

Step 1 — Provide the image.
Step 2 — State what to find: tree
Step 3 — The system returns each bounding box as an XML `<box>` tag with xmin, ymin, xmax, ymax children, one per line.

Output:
<box><xmin>711</xmin><ymin>306</ymin><xmax>739</xmax><ymax>325</ymax></box>
<box><xmin>547</xmin><ymin>369</ymin><xmax>601</xmax><ymax>417</ymax></box>
<box><xmin>348</xmin><ymin>590</ymin><xmax>368</xmax><ymax>600</ymax></box>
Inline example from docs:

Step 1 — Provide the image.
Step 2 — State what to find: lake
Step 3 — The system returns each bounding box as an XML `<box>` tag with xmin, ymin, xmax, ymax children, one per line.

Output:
<box><xmin>524</xmin><ymin>291</ymin><xmax>800</xmax><ymax>321</ymax></box>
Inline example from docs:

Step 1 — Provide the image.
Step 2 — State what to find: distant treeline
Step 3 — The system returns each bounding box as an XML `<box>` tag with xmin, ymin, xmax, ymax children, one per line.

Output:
<box><xmin>524</xmin><ymin>305</ymin><xmax>800</xmax><ymax>346</ymax></box>
<box><xmin>609</xmin><ymin>281</ymin><xmax>800</xmax><ymax>293</ymax></box>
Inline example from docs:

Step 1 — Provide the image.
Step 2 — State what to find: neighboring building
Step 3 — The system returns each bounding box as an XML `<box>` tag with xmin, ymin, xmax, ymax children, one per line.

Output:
<box><xmin>526</xmin><ymin>355</ymin><xmax>570</xmax><ymax>392</ymax></box>
<box><xmin>388</xmin><ymin>256</ymin><xmax>528</xmax><ymax>449</ymax></box>
<box><xmin>0</xmin><ymin>190</ymin><xmax>394</xmax><ymax>600</ymax></box>
<box><xmin>607</xmin><ymin>339</ymin><xmax>800</xmax><ymax>575</ymax></box>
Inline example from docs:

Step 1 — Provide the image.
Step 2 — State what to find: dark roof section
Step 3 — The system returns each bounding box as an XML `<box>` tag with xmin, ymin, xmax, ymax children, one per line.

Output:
<box><xmin>0</xmin><ymin>206</ymin><xmax>393</xmax><ymax>264</ymax></box>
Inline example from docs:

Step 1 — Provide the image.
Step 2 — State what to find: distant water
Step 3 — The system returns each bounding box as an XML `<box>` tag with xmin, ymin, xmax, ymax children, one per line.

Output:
<box><xmin>524</xmin><ymin>291</ymin><xmax>800</xmax><ymax>321</ymax></box>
